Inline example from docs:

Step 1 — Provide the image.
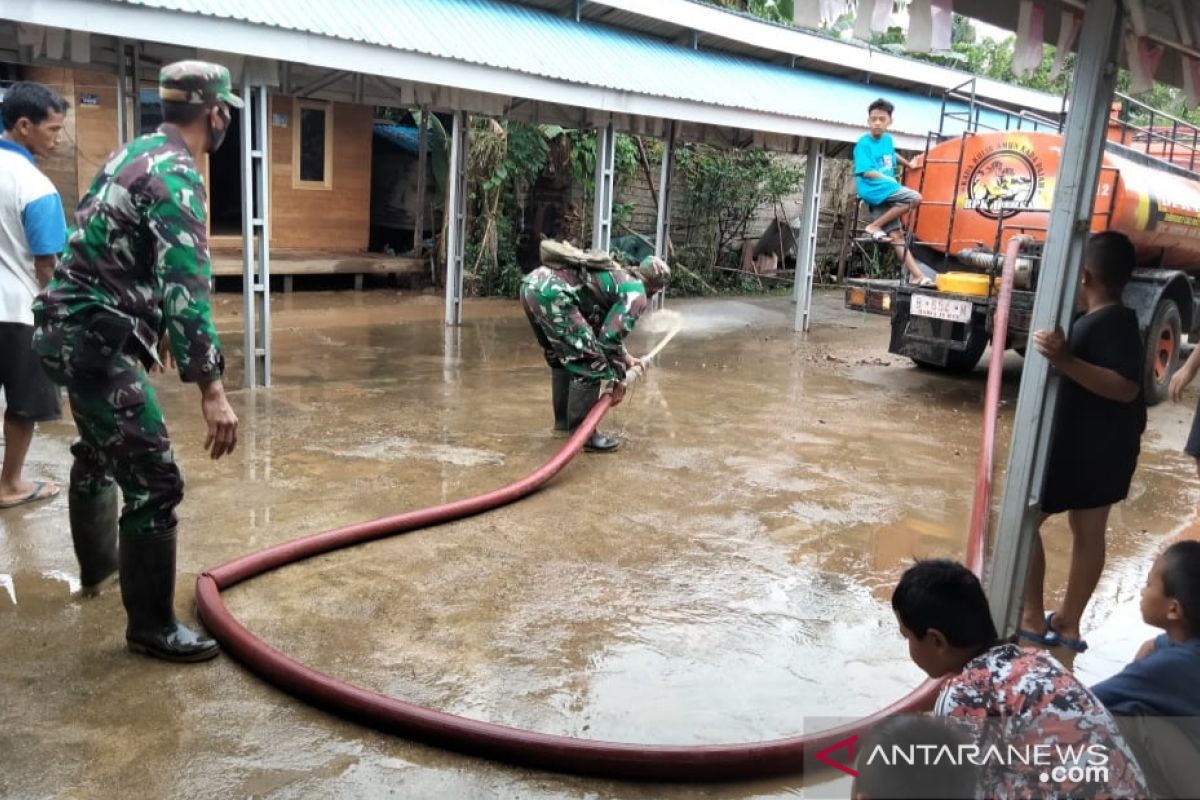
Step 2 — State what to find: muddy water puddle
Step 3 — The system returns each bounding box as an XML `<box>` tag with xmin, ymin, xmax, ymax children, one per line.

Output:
<box><xmin>3</xmin><ymin>291</ymin><xmax>1198</xmax><ymax>797</ymax></box>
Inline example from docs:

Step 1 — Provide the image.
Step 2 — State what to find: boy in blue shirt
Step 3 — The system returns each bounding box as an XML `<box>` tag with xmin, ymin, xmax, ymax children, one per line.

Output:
<box><xmin>1091</xmin><ymin>540</ymin><xmax>1200</xmax><ymax>797</ymax></box>
<box><xmin>854</xmin><ymin>98</ymin><xmax>930</xmax><ymax>286</ymax></box>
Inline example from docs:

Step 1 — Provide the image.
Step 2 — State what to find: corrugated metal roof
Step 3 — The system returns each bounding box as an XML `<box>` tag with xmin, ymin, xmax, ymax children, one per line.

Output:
<box><xmin>105</xmin><ymin>0</ymin><xmax>1010</xmax><ymax>137</ymax></box>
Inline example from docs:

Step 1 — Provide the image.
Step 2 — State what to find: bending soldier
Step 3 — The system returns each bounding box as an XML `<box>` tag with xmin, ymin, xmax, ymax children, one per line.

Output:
<box><xmin>521</xmin><ymin>249</ymin><xmax>670</xmax><ymax>452</ymax></box>
<box><xmin>33</xmin><ymin>61</ymin><xmax>240</xmax><ymax>663</ymax></box>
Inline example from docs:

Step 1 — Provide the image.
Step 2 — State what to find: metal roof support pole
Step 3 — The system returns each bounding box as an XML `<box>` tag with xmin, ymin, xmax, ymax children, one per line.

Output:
<box><xmin>591</xmin><ymin>120</ymin><xmax>615</xmax><ymax>253</ymax></box>
<box><xmin>412</xmin><ymin>104</ymin><xmax>430</xmax><ymax>257</ymax></box>
<box><xmin>444</xmin><ymin>110</ymin><xmax>468</xmax><ymax>326</ymax></box>
<box><xmin>241</xmin><ymin>82</ymin><xmax>272</xmax><ymax>388</ymax></box>
<box><xmin>653</xmin><ymin>120</ymin><xmax>676</xmax><ymax>312</ymax></box>
<box><xmin>793</xmin><ymin>137</ymin><xmax>824</xmax><ymax>333</ymax></box>
<box><xmin>985</xmin><ymin>0</ymin><xmax>1121</xmax><ymax>636</ymax></box>
<box><xmin>115</xmin><ymin>39</ymin><xmax>132</xmax><ymax>144</ymax></box>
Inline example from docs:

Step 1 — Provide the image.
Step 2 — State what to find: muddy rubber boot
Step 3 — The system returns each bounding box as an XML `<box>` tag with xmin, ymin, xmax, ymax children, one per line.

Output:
<box><xmin>119</xmin><ymin>529</ymin><xmax>219</xmax><ymax>662</ymax></box>
<box><xmin>551</xmin><ymin>368</ymin><xmax>571</xmax><ymax>437</ymax></box>
<box><xmin>567</xmin><ymin>379</ymin><xmax>620</xmax><ymax>453</ymax></box>
<box><xmin>70</xmin><ymin>484</ymin><xmax>119</xmax><ymax>596</ymax></box>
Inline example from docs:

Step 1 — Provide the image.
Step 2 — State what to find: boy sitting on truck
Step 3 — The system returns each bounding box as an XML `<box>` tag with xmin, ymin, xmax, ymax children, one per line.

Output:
<box><xmin>854</xmin><ymin>98</ymin><xmax>931</xmax><ymax>287</ymax></box>
<box><xmin>1020</xmin><ymin>231</ymin><xmax>1147</xmax><ymax>655</ymax></box>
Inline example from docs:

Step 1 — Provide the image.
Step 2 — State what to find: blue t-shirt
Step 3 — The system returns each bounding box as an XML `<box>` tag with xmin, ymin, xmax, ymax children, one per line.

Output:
<box><xmin>1092</xmin><ymin>634</ymin><xmax>1200</xmax><ymax>748</ymax></box>
<box><xmin>853</xmin><ymin>132</ymin><xmax>901</xmax><ymax>206</ymax></box>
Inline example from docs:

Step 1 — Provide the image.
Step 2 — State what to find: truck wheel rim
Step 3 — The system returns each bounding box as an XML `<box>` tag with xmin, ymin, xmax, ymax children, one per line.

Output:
<box><xmin>1155</xmin><ymin>326</ymin><xmax>1176</xmax><ymax>384</ymax></box>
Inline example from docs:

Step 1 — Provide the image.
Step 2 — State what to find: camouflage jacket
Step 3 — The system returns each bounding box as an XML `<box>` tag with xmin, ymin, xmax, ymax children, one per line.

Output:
<box><xmin>33</xmin><ymin>125</ymin><xmax>223</xmax><ymax>383</ymax></box>
<box><xmin>528</xmin><ymin>264</ymin><xmax>648</xmax><ymax>381</ymax></box>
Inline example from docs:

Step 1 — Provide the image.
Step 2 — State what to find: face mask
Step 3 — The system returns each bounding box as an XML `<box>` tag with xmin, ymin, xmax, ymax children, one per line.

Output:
<box><xmin>207</xmin><ymin>105</ymin><xmax>231</xmax><ymax>154</ymax></box>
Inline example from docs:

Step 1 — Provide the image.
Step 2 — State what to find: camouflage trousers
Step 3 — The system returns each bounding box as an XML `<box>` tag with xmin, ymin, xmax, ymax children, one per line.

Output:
<box><xmin>34</xmin><ymin>323</ymin><xmax>183</xmax><ymax>538</ymax></box>
<box><xmin>520</xmin><ymin>268</ymin><xmax>611</xmax><ymax>382</ymax></box>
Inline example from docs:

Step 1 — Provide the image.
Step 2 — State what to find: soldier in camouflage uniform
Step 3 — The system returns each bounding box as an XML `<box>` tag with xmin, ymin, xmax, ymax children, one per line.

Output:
<box><xmin>32</xmin><ymin>61</ymin><xmax>241</xmax><ymax>662</ymax></box>
<box><xmin>521</xmin><ymin>254</ymin><xmax>670</xmax><ymax>452</ymax></box>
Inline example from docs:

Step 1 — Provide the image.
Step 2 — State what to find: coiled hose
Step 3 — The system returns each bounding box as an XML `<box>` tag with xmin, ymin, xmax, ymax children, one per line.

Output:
<box><xmin>197</xmin><ymin>289</ymin><xmax>1011</xmax><ymax>780</ymax></box>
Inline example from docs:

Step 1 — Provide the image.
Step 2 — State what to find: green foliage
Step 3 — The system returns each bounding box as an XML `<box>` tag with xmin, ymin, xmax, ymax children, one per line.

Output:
<box><xmin>567</xmin><ymin>130</ymin><xmax>639</xmax><ymax>199</ymax></box>
<box><xmin>563</xmin><ymin>129</ymin><xmax>640</xmax><ymax>244</ymax></box>
<box><xmin>676</xmin><ymin>145</ymin><xmax>803</xmax><ymax>275</ymax></box>
<box><xmin>467</xmin><ymin>119</ymin><xmax>553</xmax><ymax>298</ymax></box>
<box><xmin>699</xmin><ymin>0</ymin><xmax>792</xmax><ymax>23</ymax></box>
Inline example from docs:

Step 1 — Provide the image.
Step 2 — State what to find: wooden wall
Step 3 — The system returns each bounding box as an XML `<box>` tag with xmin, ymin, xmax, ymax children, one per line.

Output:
<box><xmin>268</xmin><ymin>94</ymin><xmax>372</xmax><ymax>251</ymax></box>
<box><xmin>19</xmin><ymin>66</ymin><xmax>119</xmax><ymax>220</ymax></box>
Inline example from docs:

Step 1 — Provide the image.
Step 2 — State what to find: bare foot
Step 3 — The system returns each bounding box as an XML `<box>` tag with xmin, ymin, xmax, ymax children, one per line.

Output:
<box><xmin>1018</xmin><ymin>612</ymin><xmax>1049</xmax><ymax>638</ymax></box>
<box><xmin>1047</xmin><ymin>613</ymin><xmax>1082</xmax><ymax>644</ymax></box>
<box><xmin>0</xmin><ymin>480</ymin><xmax>60</xmax><ymax>509</ymax></box>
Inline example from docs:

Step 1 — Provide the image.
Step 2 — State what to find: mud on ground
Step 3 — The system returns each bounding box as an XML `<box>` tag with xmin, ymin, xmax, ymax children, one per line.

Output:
<box><xmin>2</xmin><ymin>289</ymin><xmax>1196</xmax><ymax>799</ymax></box>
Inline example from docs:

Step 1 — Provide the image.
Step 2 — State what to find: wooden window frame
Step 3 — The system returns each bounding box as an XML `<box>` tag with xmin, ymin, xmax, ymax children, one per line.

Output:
<box><xmin>292</xmin><ymin>98</ymin><xmax>334</xmax><ymax>191</ymax></box>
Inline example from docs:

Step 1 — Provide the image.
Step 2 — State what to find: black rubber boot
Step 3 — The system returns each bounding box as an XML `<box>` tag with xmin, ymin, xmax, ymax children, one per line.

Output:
<box><xmin>567</xmin><ymin>379</ymin><xmax>620</xmax><ymax>453</ymax></box>
<box><xmin>70</xmin><ymin>484</ymin><xmax>119</xmax><ymax>596</ymax></box>
<box><xmin>119</xmin><ymin>529</ymin><xmax>219</xmax><ymax>662</ymax></box>
<box><xmin>551</xmin><ymin>368</ymin><xmax>571</xmax><ymax>437</ymax></box>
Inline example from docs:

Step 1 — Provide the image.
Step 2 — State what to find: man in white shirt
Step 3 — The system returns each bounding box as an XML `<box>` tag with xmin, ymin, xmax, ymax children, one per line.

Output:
<box><xmin>0</xmin><ymin>82</ymin><xmax>69</xmax><ymax>508</ymax></box>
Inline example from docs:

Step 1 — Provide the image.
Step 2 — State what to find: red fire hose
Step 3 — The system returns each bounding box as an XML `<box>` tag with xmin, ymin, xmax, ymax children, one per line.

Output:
<box><xmin>197</xmin><ymin>267</ymin><xmax>1018</xmax><ymax>779</ymax></box>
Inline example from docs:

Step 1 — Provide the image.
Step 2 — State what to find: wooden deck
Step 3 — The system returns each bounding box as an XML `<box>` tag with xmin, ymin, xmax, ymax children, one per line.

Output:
<box><xmin>210</xmin><ymin>249</ymin><xmax>428</xmax><ymax>289</ymax></box>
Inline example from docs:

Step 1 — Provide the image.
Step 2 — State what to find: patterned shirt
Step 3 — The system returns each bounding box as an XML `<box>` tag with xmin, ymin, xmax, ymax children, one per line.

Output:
<box><xmin>935</xmin><ymin>644</ymin><xmax>1148</xmax><ymax>799</ymax></box>
<box><xmin>34</xmin><ymin>125</ymin><xmax>222</xmax><ymax>382</ymax></box>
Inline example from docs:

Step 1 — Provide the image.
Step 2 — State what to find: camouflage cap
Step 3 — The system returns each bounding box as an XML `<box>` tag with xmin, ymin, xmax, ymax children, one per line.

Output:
<box><xmin>159</xmin><ymin>60</ymin><xmax>243</xmax><ymax>109</ymax></box>
<box><xmin>635</xmin><ymin>255</ymin><xmax>671</xmax><ymax>294</ymax></box>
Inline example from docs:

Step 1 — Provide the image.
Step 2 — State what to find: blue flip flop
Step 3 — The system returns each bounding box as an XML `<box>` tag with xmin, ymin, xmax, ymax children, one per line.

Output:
<box><xmin>1045</xmin><ymin>612</ymin><xmax>1089</xmax><ymax>653</ymax></box>
<box><xmin>0</xmin><ymin>480</ymin><xmax>60</xmax><ymax>509</ymax></box>
<box><xmin>1017</xmin><ymin>618</ymin><xmax>1056</xmax><ymax>647</ymax></box>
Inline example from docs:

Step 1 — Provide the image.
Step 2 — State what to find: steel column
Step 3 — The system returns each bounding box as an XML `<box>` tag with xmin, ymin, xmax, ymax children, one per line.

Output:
<box><xmin>986</xmin><ymin>0</ymin><xmax>1123</xmax><ymax>635</ymax></box>
<box><xmin>591</xmin><ymin>120</ymin><xmax>615</xmax><ymax>253</ymax></box>
<box><xmin>241</xmin><ymin>82</ymin><xmax>272</xmax><ymax>388</ymax></box>
<box><xmin>412</xmin><ymin>104</ymin><xmax>430</xmax><ymax>256</ymax></box>
<box><xmin>444</xmin><ymin>110</ymin><xmax>468</xmax><ymax>326</ymax></box>
<box><xmin>654</xmin><ymin>121</ymin><xmax>676</xmax><ymax>259</ymax></box>
<box><xmin>653</xmin><ymin>121</ymin><xmax>676</xmax><ymax>311</ymax></box>
<box><xmin>115</xmin><ymin>39</ymin><xmax>135</xmax><ymax>144</ymax></box>
<box><xmin>793</xmin><ymin>138</ymin><xmax>825</xmax><ymax>333</ymax></box>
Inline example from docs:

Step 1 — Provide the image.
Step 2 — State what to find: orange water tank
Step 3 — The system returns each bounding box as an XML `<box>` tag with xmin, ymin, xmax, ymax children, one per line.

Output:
<box><xmin>905</xmin><ymin>131</ymin><xmax>1200</xmax><ymax>269</ymax></box>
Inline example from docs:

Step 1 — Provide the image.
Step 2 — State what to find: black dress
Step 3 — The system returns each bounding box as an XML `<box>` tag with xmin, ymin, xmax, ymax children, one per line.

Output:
<box><xmin>1041</xmin><ymin>305</ymin><xmax>1146</xmax><ymax>514</ymax></box>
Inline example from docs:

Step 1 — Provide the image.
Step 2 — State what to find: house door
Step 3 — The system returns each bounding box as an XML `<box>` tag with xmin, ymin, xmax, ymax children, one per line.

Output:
<box><xmin>208</xmin><ymin>107</ymin><xmax>244</xmax><ymax>236</ymax></box>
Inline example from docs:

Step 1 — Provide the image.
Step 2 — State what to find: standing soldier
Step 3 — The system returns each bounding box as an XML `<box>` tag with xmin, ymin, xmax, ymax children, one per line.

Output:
<box><xmin>521</xmin><ymin>248</ymin><xmax>670</xmax><ymax>452</ymax></box>
<box><xmin>33</xmin><ymin>61</ymin><xmax>240</xmax><ymax>663</ymax></box>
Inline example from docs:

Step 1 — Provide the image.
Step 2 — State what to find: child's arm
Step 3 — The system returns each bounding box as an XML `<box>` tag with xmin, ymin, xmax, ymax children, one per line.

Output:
<box><xmin>896</xmin><ymin>153</ymin><xmax>916</xmax><ymax>170</ymax></box>
<box><xmin>1170</xmin><ymin>343</ymin><xmax>1200</xmax><ymax>403</ymax></box>
<box><xmin>1034</xmin><ymin>327</ymin><xmax>1139</xmax><ymax>403</ymax></box>
<box><xmin>860</xmin><ymin>170</ymin><xmax>895</xmax><ymax>181</ymax></box>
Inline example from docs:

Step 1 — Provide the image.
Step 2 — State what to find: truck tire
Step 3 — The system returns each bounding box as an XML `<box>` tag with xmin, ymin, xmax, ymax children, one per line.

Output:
<box><xmin>911</xmin><ymin>325</ymin><xmax>988</xmax><ymax>373</ymax></box>
<box><xmin>1144</xmin><ymin>298</ymin><xmax>1181</xmax><ymax>406</ymax></box>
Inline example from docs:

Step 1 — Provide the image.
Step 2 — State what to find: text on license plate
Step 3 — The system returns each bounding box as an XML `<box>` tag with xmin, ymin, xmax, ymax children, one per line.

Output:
<box><xmin>911</xmin><ymin>294</ymin><xmax>972</xmax><ymax>323</ymax></box>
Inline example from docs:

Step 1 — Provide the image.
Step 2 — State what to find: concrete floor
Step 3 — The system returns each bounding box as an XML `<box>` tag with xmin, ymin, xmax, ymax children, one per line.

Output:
<box><xmin>2</xmin><ymin>289</ymin><xmax>1197</xmax><ymax>799</ymax></box>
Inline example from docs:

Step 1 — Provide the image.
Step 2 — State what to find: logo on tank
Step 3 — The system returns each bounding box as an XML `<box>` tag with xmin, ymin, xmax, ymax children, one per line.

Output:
<box><xmin>961</xmin><ymin>141</ymin><xmax>1047</xmax><ymax>219</ymax></box>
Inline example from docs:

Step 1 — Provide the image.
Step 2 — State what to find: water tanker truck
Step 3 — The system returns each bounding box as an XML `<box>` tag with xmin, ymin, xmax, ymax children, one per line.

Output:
<box><xmin>846</xmin><ymin>93</ymin><xmax>1200</xmax><ymax>405</ymax></box>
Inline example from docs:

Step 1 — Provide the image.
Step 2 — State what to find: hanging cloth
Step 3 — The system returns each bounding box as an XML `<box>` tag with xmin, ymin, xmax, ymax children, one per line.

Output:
<box><xmin>1049</xmin><ymin>10</ymin><xmax>1082</xmax><ymax>81</ymax></box>
<box><xmin>1014</xmin><ymin>1</ymin><xmax>1046</xmax><ymax>77</ymax></box>
<box><xmin>1126</xmin><ymin>34</ymin><xmax>1164</xmax><ymax>94</ymax></box>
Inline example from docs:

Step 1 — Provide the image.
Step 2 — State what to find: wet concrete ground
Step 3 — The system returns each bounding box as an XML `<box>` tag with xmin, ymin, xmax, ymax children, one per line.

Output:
<box><xmin>2</xmin><ymin>289</ymin><xmax>1198</xmax><ymax>798</ymax></box>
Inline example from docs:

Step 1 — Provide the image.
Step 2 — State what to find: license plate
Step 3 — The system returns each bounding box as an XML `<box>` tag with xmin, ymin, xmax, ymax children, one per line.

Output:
<box><xmin>911</xmin><ymin>293</ymin><xmax>973</xmax><ymax>323</ymax></box>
